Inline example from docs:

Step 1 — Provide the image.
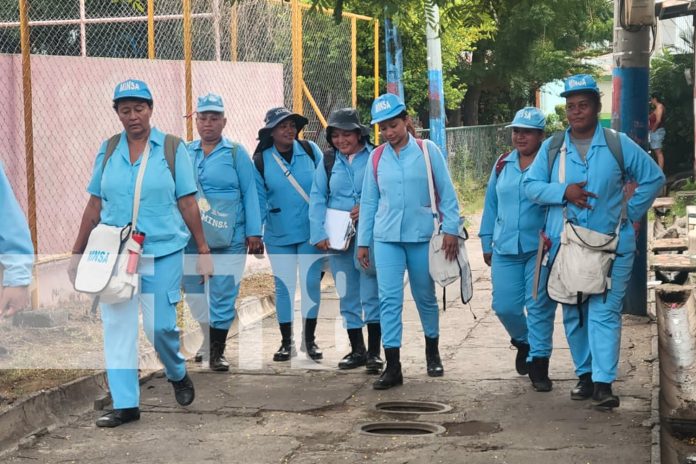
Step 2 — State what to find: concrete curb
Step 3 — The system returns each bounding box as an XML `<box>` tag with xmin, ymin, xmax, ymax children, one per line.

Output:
<box><xmin>651</xmin><ymin>321</ymin><xmax>661</xmax><ymax>464</ymax></box>
<box><xmin>0</xmin><ymin>293</ymin><xmax>276</xmax><ymax>457</ymax></box>
<box><xmin>0</xmin><ymin>373</ymin><xmax>108</xmax><ymax>456</ymax></box>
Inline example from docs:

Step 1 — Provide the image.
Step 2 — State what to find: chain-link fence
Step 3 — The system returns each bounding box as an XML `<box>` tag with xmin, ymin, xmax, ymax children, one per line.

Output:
<box><xmin>420</xmin><ymin>123</ymin><xmax>512</xmax><ymax>186</ymax></box>
<box><xmin>0</xmin><ymin>0</ymin><xmax>377</xmax><ymax>257</ymax></box>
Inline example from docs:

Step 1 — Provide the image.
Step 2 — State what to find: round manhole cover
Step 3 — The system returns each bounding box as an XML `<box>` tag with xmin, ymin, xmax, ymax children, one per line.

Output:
<box><xmin>375</xmin><ymin>400</ymin><xmax>452</xmax><ymax>415</ymax></box>
<box><xmin>357</xmin><ymin>422</ymin><xmax>446</xmax><ymax>436</ymax></box>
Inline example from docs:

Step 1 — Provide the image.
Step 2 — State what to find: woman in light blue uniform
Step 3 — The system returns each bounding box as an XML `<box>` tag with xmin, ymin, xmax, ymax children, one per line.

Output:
<box><xmin>253</xmin><ymin>107</ymin><xmax>324</xmax><ymax>362</ymax></box>
<box><xmin>357</xmin><ymin>94</ymin><xmax>461</xmax><ymax>390</ymax></box>
<box><xmin>524</xmin><ymin>74</ymin><xmax>664</xmax><ymax>408</ymax></box>
<box><xmin>309</xmin><ymin>108</ymin><xmax>382</xmax><ymax>373</ymax></box>
<box><xmin>183</xmin><ymin>93</ymin><xmax>263</xmax><ymax>372</ymax></box>
<box><xmin>479</xmin><ymin>107</ymin><xmax>557</xmax><ymax>392</ymax></box>
<box><xmin>0</xmin><ymin>160</ymin><xmax>34</xmax><ymax>317</ymax></box>
<box><xmin>69</xmin><ymin>80</ymin><xmax>213</xmax><ymax>427</ymax></box>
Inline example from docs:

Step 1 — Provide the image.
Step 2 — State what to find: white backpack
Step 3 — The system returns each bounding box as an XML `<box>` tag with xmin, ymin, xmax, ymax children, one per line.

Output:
<box><xmin>74</xmin><ymin>142</ymin><xmax>150</xmax><ymax>304</ymax></box>
<box><xmin>546</xmin><ymin>142</ymin><xmax>621</xmax><ymax>313</ymax></box>
<box><xmin>422</xmin><ymin>141</ymin><xmax>473</xmax><ymax>306</ymax></box>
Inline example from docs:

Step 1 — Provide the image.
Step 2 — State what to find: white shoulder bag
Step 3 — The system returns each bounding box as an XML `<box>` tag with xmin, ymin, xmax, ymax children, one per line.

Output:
<box><xmin>546</xmin><ymin>142</ymin><xmax>620</xmax><ymax>311</ymax></box>
<box><xmin>422</xmin><ymin>141</ymin><xmax>473</xmax><ymax>305</ymax></box>
<box><xmin>74</xmin><ymin>142</ymin><xmax>150</xmax><ymax>304</ymax></box>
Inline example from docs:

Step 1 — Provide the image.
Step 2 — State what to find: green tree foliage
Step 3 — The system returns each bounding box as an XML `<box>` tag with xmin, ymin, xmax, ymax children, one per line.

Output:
<box><xmin>321</xmin><ymin>0</ymin><xmax>612</xmax><ymax>126</ymax></box>
<box><xmin>650</xmin><ymin>51</ymin><xmax>694</xmax><ymax>175</ymax></box>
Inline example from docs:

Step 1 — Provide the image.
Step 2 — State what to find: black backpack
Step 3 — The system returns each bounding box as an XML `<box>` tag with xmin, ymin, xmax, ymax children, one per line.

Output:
<box><xmin>546</xmin><ymin>128</ymin><xmax>624</xmax><ymax>179</ymax></box>
<box><xmin>253</xmin><ymin>139</ymin><xmax>317</xmax><ymax>181</ymax></box>
<box><xmin>101</xmin><ymin>133</ymin><xmax>181</xmax><ymax>184</ymax></box>
<box><xmin>322</xmin><ymin>148</ymin><xmax>337</xmax><ymax>194</ymax></box>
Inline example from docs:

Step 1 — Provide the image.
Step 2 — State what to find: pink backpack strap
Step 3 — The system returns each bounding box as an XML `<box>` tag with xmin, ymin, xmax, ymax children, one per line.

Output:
<box><xmin>372</xmin><ymin>143</ymin><xmax>387</xmax><ymax>183</ymax></box>
<box><xmin>495</xmin><ymin>151</ymin><xmax>511</xmax><ymax>177</ymax></box>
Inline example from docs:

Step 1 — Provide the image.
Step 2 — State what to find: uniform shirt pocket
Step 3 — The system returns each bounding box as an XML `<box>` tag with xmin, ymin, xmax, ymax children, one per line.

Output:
<box><xmin>167</xmin><ymin>289</ymin><xmax>182</xmax><ymax>305</ymax></box>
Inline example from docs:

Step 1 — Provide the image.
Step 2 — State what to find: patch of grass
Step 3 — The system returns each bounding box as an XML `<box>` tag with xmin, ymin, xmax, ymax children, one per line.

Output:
<box><xmin>0</xmin><ymin>369</ymin><xmax>95</xmax><ymax>405</ymax></box>
<box><xmin>448</xmin><ymin>148</ymin><xmax>488</xmax><ymax>217</ymax></box>
<box><xmin>238</xmin><ymin>273</ymin><xmax>275</xmax><ymax>300</ymax></box>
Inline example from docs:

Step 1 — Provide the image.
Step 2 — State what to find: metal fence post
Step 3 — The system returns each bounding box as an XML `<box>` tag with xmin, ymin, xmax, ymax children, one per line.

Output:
<box><xmin>147</xmin><ymin>0</ymin><xmax>155</xmax><ymax>59</ymax></box>
<box><xmin>18</xmin><ymin>0</ymin><xmax>38</xmax><ymax>309</ymax></box>
<box><xmin>351</xmin><ymin>16</ymin><xmax>357</xmax><ymax>108</ymax></box>
<box><xmin>373</xmin><ymin>19</ymin><xmax>380</xmax><ymax>142</ymax></box>
<box><xmin>291</xmin><ymin>0</ymin><xmax>303</xmax><ymax>115</ymax></box>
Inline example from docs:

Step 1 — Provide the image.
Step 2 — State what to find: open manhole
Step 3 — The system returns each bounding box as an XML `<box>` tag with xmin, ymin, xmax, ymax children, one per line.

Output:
<box><xmin>357</xmin><ymin>421</ymin><xmax>446</xmax><ymax>436</ymax></box>
<box><xmin>375</xmin><ymin>400</ymin><xmax>452</xmax><ymax>415</ymax></box>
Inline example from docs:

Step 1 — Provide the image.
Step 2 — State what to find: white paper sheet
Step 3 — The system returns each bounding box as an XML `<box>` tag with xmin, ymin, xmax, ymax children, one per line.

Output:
<box><xmin>325</xmin><ymin>208</ymin><xmax>354</xmax><ymax>250</ymax></box>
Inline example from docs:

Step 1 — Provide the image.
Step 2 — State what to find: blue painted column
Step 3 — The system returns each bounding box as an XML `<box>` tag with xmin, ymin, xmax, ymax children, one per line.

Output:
<box><xmin>384</xmin><ymin>16</ymin><xmax>404</xmax><ymax>98</ymax></box>
<box><xmin>425</xmin><ymin>3</ymin><xmax>447</xmax><ymax>159</ymax></box>
<box><xmin>611</xmin><ymin>0</ymin><xmax>651</xmax><ymax>316</ymax></box>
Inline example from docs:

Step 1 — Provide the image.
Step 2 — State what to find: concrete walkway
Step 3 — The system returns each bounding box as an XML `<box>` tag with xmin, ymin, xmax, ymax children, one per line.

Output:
<box><xmin>5</xmin><ymin>225</ymin><xmax>655</xmax><ymax>464</ymax></box>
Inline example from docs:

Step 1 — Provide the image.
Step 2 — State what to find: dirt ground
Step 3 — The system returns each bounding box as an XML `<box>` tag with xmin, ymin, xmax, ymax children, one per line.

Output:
<box><xmin>0</xmin><ymin>272</ymin><xmax>275</xmax><ymax>409</ymax></box>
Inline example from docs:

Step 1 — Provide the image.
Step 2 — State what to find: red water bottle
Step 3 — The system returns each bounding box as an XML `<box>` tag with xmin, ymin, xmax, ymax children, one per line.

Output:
<box><xmin>127</xmin><ymin>230</ymin><xmax>146</xmax><ymax>274</ymax></box>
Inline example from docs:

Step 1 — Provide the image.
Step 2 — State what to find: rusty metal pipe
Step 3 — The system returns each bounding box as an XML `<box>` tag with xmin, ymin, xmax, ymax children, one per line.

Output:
<box><xmin>656</xmin><ymin>284</ymin><xmax>696</xmax><ymax>462</ymax></box>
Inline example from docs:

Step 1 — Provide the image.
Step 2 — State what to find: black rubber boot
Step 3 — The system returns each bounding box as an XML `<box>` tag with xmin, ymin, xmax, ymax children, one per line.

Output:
<box><xmin>425</xmin><ymin>336</ymin><xmax>444</xmax><ymax>377</ymax></box>
<box><xmin>169</xmin><ymin>372</ymin><xmax>195</xmax><ymax>406</ymax></box>
<box><xmin>338</xmin><ymin>328</ymin><xmax>367</xmax><ymax>369</ymax></box>
<box><xmin>366</xmin><ymin>323</ymin><xmax>384</xmax><ymax>374</ymax></box>
<box><xmin>273</xmin><ymin>322</ymin><xmax>295</xmax><ymax>362</ymax></box>
<box><xmin>570</xmin><ymin>373</ymin><xmax>594</xmax><ymax>400</ymax></box>
<box><xmin>302</xmin><ymin>318</ymin><xmax>323</xmax><ymax>360</ymax></box>
<box><xmin>373</xmin><ymin>347</ymin><xmax>403</xmax><ymax>390</ymax></box>
<box><xmin>209</xmin><ymin>327</ymin><xmax>230</xmax><ymax>372</ymax></box>
<box><xmin>194</xmin><ymin>322</ymin><xmax>209</xmax><ymax>363</ymax></box>
<box><xmin>528</xmin><ymin>357</ymin><xmax>553</xmax><ymax>392</ymax></box>
<box><xmin>95</xmin><ymin>407</ymin><xmax>140</xmax><ymax>428</ymax></box>
<box><xmin>510</xmin><ymin>339</ymin><xmax>530</xmax><ymax>375</ymax></box>
<box><xmin>592</xmin><ymin>382</ymin><xmax>620</xmax><ymax>409</ymax></box>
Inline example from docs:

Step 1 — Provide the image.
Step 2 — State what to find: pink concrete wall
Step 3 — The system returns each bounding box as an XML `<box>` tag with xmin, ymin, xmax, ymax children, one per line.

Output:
<box><xmin>0</xmin><ymin>55</ymin><xmax>283</xmax><ymax>254</ymax></box>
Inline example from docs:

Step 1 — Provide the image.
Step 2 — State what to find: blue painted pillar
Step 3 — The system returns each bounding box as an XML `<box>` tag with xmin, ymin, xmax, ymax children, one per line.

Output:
<box><xmin>384</xmin><ymin>16</ymin><xmax>404</xmax><ymax>98</ymax></box>
<box><xmin>425</xmin><ymin>3</ymin><xmax>447</xmax><ymax>158</ymax></box>
<box><xmin>611</xmin><ymin>0</ymin><xmax>652</xmax><ymax>316</ymax></box>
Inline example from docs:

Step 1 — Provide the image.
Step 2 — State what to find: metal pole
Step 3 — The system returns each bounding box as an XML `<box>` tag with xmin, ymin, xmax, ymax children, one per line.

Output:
<box><xmin>291</xmin><ymin>0</ymin><xmax>303</xmax><ymax>115</ymax></box>
<box><xmin>425</xmin><ymin>3</ymin><xmax>447</xmax><ymax>158</ymax></box>
<box><xmin>18</xmin><ymin>0</ymin><xmax>38</xmax><ymax>309</ymax></box>
<box><xmin>79</xmin><ymin>0</ymin><xmax>87</xmax><ymax>57</ymax></box>
<box><xmin>302</xmin><ymin>83</ymin><xmax>328</xmax><ymax>128</ymax></box>
<box><xmin>351</xmin><ymin>16</ymin><xmax>357</xmax><ymax>107</ymax></box>
<box><xmin>183</xmin><ymin>0</ymin><xmax>193</xmax><ymax>141</ymax></box>
<box><xmin>212</xmin><ymin>0</ymin><xmax>221</xmax><ymax>62</ymax></box>
<box><xmin>693</xmin><ymin>14</ymin><xmax>696</xmax><ymax>180</ymax></box>
<box><xmin>374</xmin><ymin>19</ymin><xmax>380</xmax><ymax>142</ymax></box>
<box><xmin>384</xmin><ymin>15</ymin><xmax>404</xmax><ymax>98</ymax></box>
<box><xmin>612</xmin><ymin>0</ymin><xmax>652</xmax><ymax>316</ymax></box>
<box><xmin>147</xmin><ymin>0</ymin><xmax>155</xmax><ymax>59</ymax></box>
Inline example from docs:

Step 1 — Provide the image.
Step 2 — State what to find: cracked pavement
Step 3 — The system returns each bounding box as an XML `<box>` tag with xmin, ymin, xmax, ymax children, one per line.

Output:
<box><xmin>5</xmin><ymin>219</ymin><xmax>654</xmax><ymax>464</ymax></box>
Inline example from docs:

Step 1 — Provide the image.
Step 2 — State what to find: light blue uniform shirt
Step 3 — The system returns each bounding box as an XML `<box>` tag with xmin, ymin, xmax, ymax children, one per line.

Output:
<box><xmin>87</xmin><ymin>127</ymin><xmax>198</xmax><ymax>258</ymax></box>
<box><xmin>255</xmin><ymin>139</ymin><xmax>323</xmax><ymax>246</ymax></box>
<box><xmin>524</xmin><ymin>125</ymin><xmax>665</xmax><ymax>252</ymax></box>
<box><xmin>309</xmin><ymin>144</ymin><xmax>373</xmax><ymax>245</ymax></box>
<box><xmin>0</xmin><ymin>161</ymin><xmax>34</xmax><ymax>286</ymax></box>
<box><xmin>358</xmin><ymin>136</ymin><xmax>460</xmax><ymax>245</ymax></box>
<box><xmin>479</xmin><ymin>150</ymin><xmax>547</xmax><ymax>255</ymax></box>
<box><xmin>188</xmin><ymin>137</ymin><xmax>262</xmax><ymax>241</ymax></box>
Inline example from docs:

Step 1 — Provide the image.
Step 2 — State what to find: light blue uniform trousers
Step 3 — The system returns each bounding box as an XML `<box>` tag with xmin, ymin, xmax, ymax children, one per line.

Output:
<box><xmin>562</xmin><ymin>249</ymin><xmax>634</xmax><ymax>383</ymax></box>
<box><xmin>374</xmin><ymin>241</ymin><xmax>439</xmax><ymax>348</ymax></box>
<box><xmin>330</xmin><ymin>240</ymin><xmax>379</xmax><ymax>329</ymax></box>
<box><xmin>266</xmin><ymin>241</ymin><xmax>323</xmax><ymax>324</ymax></box>
<box><xmin>491</xmin><ymin>250</ymin><xmax>556</xmax><ymax>359</ymax></box>
<box><xmin>182</xmin><ymin>241</ymin><xmax>247</xmax><ymax>330</ymax></box>
<box><xmin>100</xmin><ymin>250</ymin><xmax>186</xmax><ymax>409</ymax></box>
